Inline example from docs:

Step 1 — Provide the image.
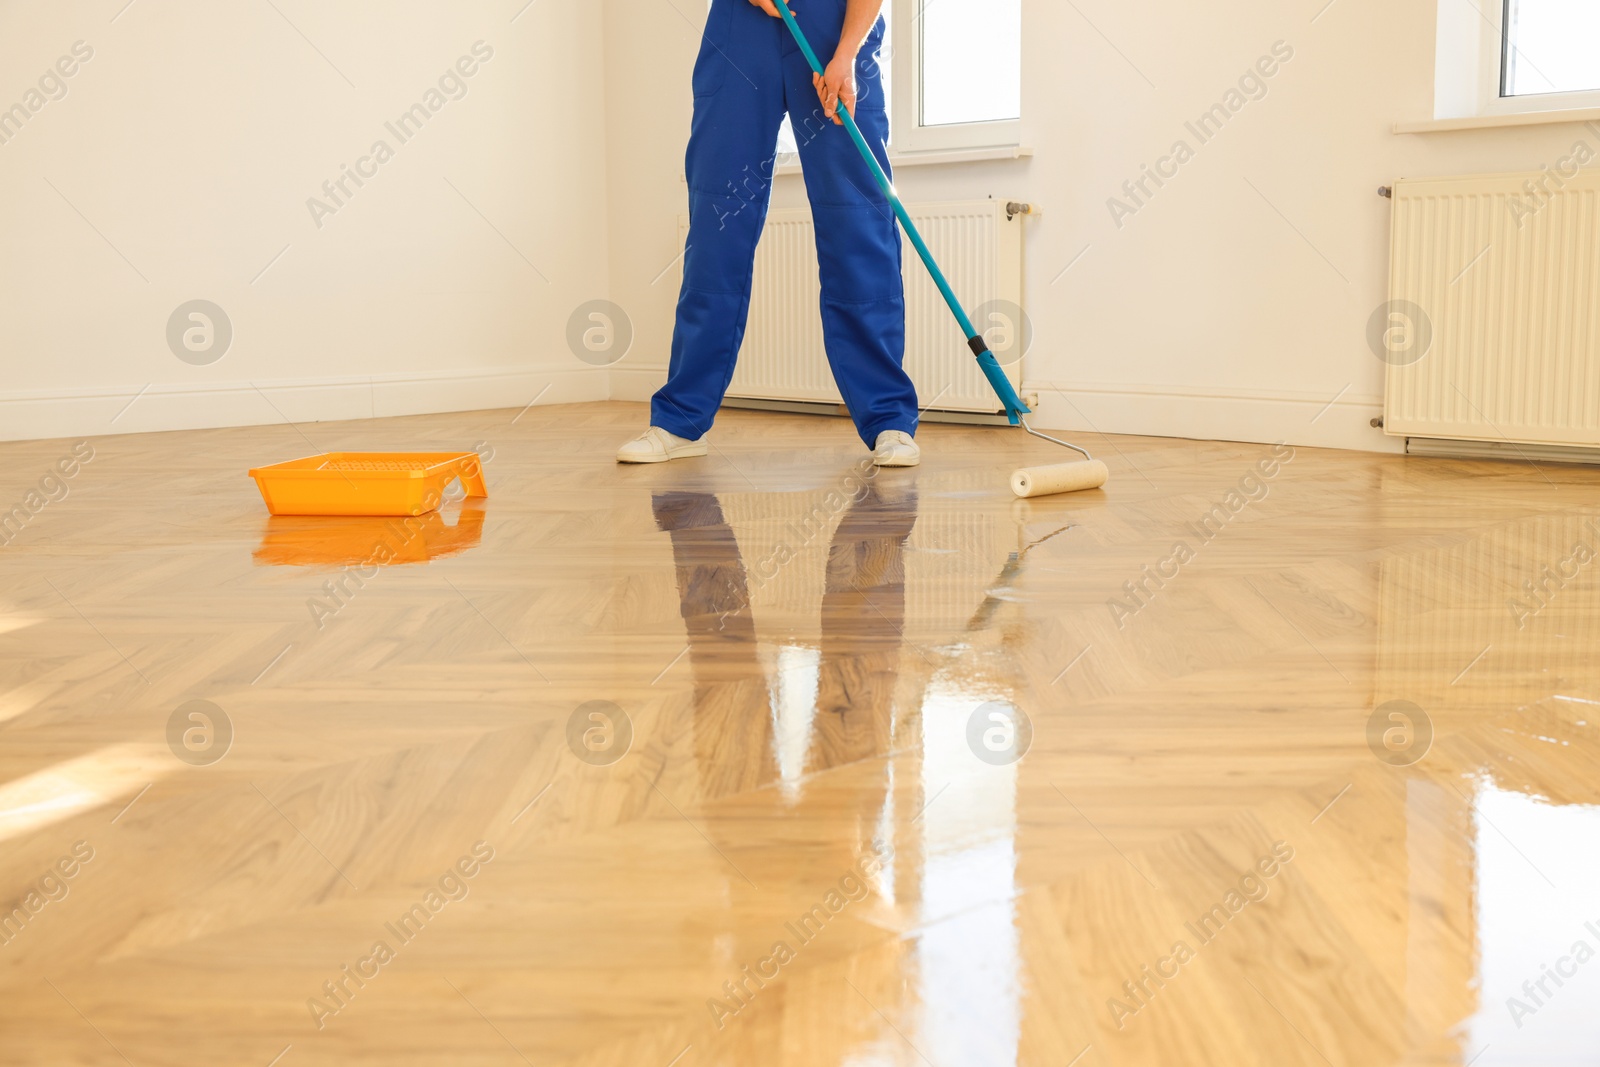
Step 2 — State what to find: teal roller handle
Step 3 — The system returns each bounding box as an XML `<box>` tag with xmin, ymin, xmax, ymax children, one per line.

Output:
<box><xmin>776</xmin><ymin>4</ymin><xmax>1030</xmax><ymax>424</ymax></box>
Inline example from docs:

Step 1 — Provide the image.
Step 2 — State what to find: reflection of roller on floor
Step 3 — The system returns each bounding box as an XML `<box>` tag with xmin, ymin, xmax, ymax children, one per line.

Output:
<box><xmin>966</xmin><ymin>510</ymin><xmax>1077</xmax><ymax>630</ymax></box>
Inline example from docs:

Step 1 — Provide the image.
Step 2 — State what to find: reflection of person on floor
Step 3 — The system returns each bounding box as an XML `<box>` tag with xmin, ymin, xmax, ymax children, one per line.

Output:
<box><xmin>651</xmin><ymin>477</ymin><xmax>918</xmax><ymax>796</ymax></box>
<box><xmin>653</xmin><ymin>481</ymin><xmax>948</xmax><ymax>1061</ymax></box>
<box><xmin>652</xmin><ymin>490</ymin><xmax>774</xmax><ymax>798</ymax></box>
<box><xmin>813</xmin><ymin>478</ymin><xmax>917</xmax><ymax>768</ymax></box>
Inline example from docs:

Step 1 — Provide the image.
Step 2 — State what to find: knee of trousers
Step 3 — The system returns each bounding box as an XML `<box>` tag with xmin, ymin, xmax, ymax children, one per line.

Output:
<box><xmin>818</xmin><ymin>299</ymin><xmax>906</xmax><ymax>362</ymax></box>
<box><xmin>682</xmin><ymin>190</ymin><xmax>770</xmax><ymax>293</ymax></box>
<box><xmin>810</xmin><ymin>205</ymin><xmax>903</xmax><ymax>302</ymax></box>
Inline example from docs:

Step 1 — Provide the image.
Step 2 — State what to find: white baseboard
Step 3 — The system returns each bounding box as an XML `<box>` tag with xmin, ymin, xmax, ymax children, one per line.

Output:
<box><xmin>607</xmin><ymin>369</ymin><xmax>1397</xmax><ymax>453</ymax></box>
<box><xmin>1017</xmin><ymin>380</ymin><xmax>1398</xmax><ymax>453</ymax></box>
<box><xmin>17</xmin><ymin>364</ymin><xmax>1390</xmax><ymax>453</ymax></box>
<box><xmin>0</xmin><ymin>365</ymin><xmax>608</xmax><ymax>443</ymax></box>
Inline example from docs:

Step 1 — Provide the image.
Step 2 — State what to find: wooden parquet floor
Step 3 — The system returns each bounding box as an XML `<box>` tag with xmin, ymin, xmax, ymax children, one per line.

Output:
<box><xmin>2</xmin><ymin>401</ymin><xmax>1598</xmax><ymax>1067</ymax></box>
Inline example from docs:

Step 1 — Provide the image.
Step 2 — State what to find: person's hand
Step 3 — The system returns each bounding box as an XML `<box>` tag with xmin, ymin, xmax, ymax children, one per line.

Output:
<box><xmin>746</xmin><ymin>0</ymin><xmax>784</xmax><ymax>16</ymax></box>
<box><xmin>813</xmin><ymin>53</ymin><xmax>856</xmax><ymax>124</ymax></box>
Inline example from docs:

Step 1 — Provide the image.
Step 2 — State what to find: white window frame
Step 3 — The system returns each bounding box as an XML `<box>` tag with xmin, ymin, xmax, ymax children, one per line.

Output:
<box><xmin>1436</xmin><ymin>0</ymin><xmax>1600</xmax><ymax>120</ymax></box>
<box><xmin>889</xmin><ymin>0</ymin><xmax>1021</xmax><ymax>153</ymax></box>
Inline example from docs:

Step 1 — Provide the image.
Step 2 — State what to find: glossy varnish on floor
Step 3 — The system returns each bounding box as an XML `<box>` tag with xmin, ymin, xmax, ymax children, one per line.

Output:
<box><xmin>2</xmin><ymin>402</ymin><xmax>1599</xmax><ymax>1067</ymax></box>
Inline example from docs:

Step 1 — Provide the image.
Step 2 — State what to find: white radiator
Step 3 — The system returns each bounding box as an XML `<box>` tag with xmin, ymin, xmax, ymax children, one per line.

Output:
<box><xmin>677</xmin><ymin>199</ymin><xmax>1025</xmax><ymax>415</ymax></box>
<box><xmin>1384</xmin><ymin>171</ymin><xmax>1600</xmax><ymax>447</ymax></box>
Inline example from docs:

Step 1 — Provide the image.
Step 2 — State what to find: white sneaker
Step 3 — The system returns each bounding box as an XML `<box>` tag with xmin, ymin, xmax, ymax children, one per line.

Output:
<box><xmin>872</xmin><ymin>430</ymin><xmax>920</xmax><ymax>467</ymax></box>
<box><xmin>616</xmin><ymin>426</ymin><xmax>709</xmax><ymax>464</ymax></box>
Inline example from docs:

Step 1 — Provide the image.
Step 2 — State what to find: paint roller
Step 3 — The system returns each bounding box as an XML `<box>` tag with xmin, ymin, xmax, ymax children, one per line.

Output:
<box><xmin>777</xmin><ymin>6</ymin><xmax>1109</xmax><ymax>499</ymax></box>
<box><xmin>1010</xmin><ymin>428</ymin><xmax>1110</xmax><ymax>498</ymax></box>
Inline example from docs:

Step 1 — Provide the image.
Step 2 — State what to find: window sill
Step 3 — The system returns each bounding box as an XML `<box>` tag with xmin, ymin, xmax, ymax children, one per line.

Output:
<box><xmin>1395</xmin><ymin>106</ymin><xmax>1600</xmax><ymax>134</ymax></box>
<box><xmin>771</xmin><ymin>144</ymin><xmax>1033</xmax><ymax>176</ymax></box>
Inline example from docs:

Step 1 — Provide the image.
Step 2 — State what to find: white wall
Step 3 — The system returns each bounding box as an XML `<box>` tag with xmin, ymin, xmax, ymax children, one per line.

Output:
<box><xmin>7</xmin><ymin>0</ymin><xmax>1588</xmax><ymax>452</ymax></box>
<box><xmin>601</xmin><ymin>0</ymin><xmax>699</xmax><ymax>402</ymax></box>
<box><xmin>604</xmin><ymin>0</ymin><xmax>1599</xmax><ymax>452</ymax></box>
<box><xmin>0</xmin><ymin>0</ymin><xmax>611</xmax><ymax>442</ymax></box>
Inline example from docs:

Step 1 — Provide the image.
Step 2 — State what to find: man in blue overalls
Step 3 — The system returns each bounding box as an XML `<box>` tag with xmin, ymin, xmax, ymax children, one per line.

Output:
<box><xmin>618</xmin><ymin>0</ymin><xmax>921</xmax><ymax>467</ymax></box>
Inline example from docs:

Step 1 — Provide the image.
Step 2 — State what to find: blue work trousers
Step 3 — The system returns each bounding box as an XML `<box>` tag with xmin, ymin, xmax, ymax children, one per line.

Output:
<box><xmin>652</xmin><ymin>0</ymin><xmax>918</xmax><ymax>447</ymax></box>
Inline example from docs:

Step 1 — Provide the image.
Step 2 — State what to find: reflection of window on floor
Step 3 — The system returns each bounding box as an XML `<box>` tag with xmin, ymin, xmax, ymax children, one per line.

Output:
<box><xmin>767</xmin><ymin>643</ymin><xmax>820</xmax><ymax>801</ymax></box>
<box><xmin>1467</xmin><ymin>783</ymin><xmax>1600</xmax><ymax>1057</ymax></box>
<box><xmin>915</xmin><ymin>681</ymin><xmax>1020</xmax><ymax>1067</ymax></box>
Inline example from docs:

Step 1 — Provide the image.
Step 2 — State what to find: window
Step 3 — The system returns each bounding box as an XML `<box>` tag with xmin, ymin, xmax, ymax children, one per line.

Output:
<box><xmin>894</xmin><ymin>0</ymin><xmax>1022</xmax><ymax>151</ymax></box>
<box><xmin>774</xmin><ymin>0</ymin><xmax>1021</xmax><ymax>158</ymax></box>
<box><xmin>916</xmin><ymin>0</ymin><xmax>1021</xmax><ymax>128</ymax></box>
<box><xmin>1435</xmin><ymin>0</ymin><xmax>1600</xmax><ymax>119</ymax></box>
<box><xmin>1501</xmin><ymin>0</ymin><xmax>1600</xmax><ymax>98</ymax></box>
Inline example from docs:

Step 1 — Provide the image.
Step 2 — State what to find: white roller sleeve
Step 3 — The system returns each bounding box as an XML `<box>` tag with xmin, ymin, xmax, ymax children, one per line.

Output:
<box><xmin>1009</xmin><ymin>460</ymin><xmax>1110</xmax><ymax>498</ymax></box>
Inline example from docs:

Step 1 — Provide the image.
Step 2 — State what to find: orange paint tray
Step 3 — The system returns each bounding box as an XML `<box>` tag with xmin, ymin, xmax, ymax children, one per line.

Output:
<box><xmin>248</xmin><ymin>452</ymin><xmax>487</xmax><ymax>516</ymax></box>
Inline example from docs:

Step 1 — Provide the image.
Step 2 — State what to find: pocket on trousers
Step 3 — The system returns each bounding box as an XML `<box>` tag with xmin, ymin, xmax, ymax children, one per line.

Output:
<box><xmin>691</xmin><ymin>1</ymin><xmax>735</xmax><ymax>98</ymax></box>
